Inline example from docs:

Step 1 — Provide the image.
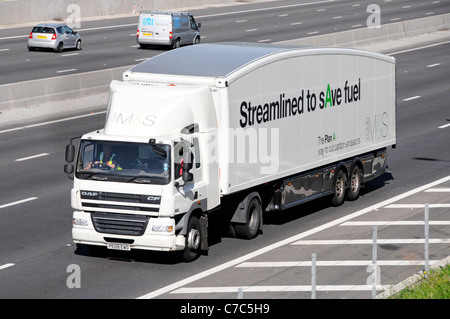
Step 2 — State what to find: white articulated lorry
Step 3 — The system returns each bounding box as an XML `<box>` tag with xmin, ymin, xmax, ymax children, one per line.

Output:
<box><xmin>64</xmin><ymin>43</ymin><xmax>396</xmax><ymax>262</ymax></box>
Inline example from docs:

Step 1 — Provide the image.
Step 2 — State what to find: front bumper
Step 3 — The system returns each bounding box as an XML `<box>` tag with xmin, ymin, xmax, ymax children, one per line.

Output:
<box><xmin>72</xmin><ymin>211</ymin><xmax>185</xmax><ymax>252</ymax></box>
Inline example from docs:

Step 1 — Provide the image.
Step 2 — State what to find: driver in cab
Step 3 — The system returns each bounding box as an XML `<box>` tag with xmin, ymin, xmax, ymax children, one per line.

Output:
<box><xmin>84</xmin><ymin>145</ymin><xmax>122</xmax><ymax>170</ymax></box>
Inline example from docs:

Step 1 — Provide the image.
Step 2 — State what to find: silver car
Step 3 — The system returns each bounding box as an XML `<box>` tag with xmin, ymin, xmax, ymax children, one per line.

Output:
<box><xmin>27</xmin><ymin>23</ymin><xmax>81</xmax><ymax>53</ymax></box>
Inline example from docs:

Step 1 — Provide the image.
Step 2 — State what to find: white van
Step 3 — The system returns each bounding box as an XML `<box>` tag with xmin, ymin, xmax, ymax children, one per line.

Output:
<box><xmin>137</xmin><ymin>12</ymin><xmax>201</xmax><ymax>49</ymax></box>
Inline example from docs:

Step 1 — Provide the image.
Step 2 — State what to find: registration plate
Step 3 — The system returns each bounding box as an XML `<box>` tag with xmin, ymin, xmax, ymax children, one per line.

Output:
<box><xmin>107</xmin><ymin>243</ymin><xmax>131</xmax><ymax>251</ymax></box>
<box><xmin>142</xmin><ymin>32</ymin><xmax>152</xmax><ymax>36</ymax></box>
<box><xmin>37</xmin><ymin>35</ymin><xmax>47</xmax><ymax>39</ymax></box>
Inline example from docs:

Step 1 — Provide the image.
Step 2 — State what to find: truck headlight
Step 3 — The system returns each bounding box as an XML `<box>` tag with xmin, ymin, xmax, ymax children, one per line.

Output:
<box><xmin>73</xmin><ymin>218</ymin><xmax>88</xmax><ymax>226</ymax></box>
<box><xmin>152</xmin><ymin>225</ymin><xmax>173</xmax><ymax>233</ymax></box>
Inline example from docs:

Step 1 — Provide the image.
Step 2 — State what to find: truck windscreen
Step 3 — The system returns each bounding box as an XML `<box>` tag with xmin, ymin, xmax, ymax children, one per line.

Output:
<box><xmin>75</xmin><ymin>140</ymin><xmax>171</xmax><ymax>184</ymax></box>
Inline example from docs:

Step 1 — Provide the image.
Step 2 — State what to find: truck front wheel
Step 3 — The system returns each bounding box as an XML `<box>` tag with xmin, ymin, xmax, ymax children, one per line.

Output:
<box><xmin>182</xmin><ymin>215</ymin><xmax>202</xmax><ymax>262</ymax></box>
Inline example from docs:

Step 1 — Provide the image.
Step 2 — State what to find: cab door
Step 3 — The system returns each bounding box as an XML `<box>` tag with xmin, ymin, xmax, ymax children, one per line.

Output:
<box><xmin>173</xmin><ymin>136</ymin><xmax>206</xmax><ymax>214</ymax></box>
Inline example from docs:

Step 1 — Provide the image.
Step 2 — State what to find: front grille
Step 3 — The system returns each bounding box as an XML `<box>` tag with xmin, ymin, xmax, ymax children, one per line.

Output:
<box><xmin>80</xmin><ymin>190</ymin><xmax>160</xmax><ymax>215</ymax></box>
<box><xmin>83</xmin><ymin>202</ymin><xmax>158</xmax><ymax>212</ymax></box>
<box><xmin>91</xmin><ymin>212</ymin><xmax>149</xmax><ymax>236</ymax></box>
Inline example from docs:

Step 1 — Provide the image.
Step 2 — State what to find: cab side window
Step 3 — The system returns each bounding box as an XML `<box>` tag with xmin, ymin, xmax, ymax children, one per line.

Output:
<box><xmin>174</xmin><ymin>140</ymin><xmax>199</xmax><ymax>180</ymax></box>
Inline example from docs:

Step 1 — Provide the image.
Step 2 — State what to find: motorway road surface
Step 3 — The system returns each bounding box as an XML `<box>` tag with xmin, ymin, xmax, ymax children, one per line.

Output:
<box><xmin>0</xmin><ymin>0</ymin><xmax>449</xmax><ymax>84</ymax></box>
<box><xmin>0</xmin><ymin>0</ymin><xmax>449</xmax><ymax>300</ymax></box>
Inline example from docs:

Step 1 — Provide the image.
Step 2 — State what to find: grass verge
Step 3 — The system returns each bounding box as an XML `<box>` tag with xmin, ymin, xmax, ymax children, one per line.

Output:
<box><xmin>389</xmin><ymin>264</ymin><xmax>450</xmax><ymax>299</ymax></box>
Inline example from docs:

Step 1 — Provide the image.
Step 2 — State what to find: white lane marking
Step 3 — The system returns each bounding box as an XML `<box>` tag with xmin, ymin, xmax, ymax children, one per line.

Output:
<box><xmin>237</xmin><ymin>260</ymin><xmax>439</xmax><ymax>267</ymax></box>
<box><xmin>56</xmin><ymin>69</ymin><xmax>77</xmax><ymax>73</ymax></box>
<box><xmin>258</xmin><ymin>39</ymin><xmax>271</xmax><ymax>43</ymax></box>
<box><xmin>426</xmin><ymin>63</ymin><xmax>441</xmax><ymax>68</ymax></box>
<box><xmin>390</xmin><ymin>18</ymin><xmax>401</xmax><ymax>21</ymax></box>
<box><xmin>291</xmin><ymin>22</ymin><xmax>303</xmax><ymax>25</ymax></box>
<box><xmin>0</xmin><ymin>111</ymin><xmax>106</xmax><ymax>134</ymax></box>
<box><xmin>171</xmin><ymin>285</ymin><xmax>389</xmax><ymax>294</ymax></box>
<box><xmin>245</xmin><ymin>29</ymin><xmax>258</xmax><ymax>32</ymax></box>
<box><xmin>134</xmin><ymin>58</ymin><xmax>150</xmax><ymax>62</ymax></box>
<box><xmin>0</xmin><ymin>263</ymin><xmax>15</xmax><ymax>271</ymax></box>
<box><xmin>385</xmin><ymin>203</ymin><xmax>450</xmax><ymax>208</ymax></box>
<box><xmin>138</xmin><ymin>175</ymin><xmax>450</xmax><ymax>299</ymax></box>
<box><xmin>438</xmin><ymin>123</ymin><xmax>450</xmax><ymax>129</ymax></box>
<box><xmin>291</xmin><ymin>239</ymin><xmax>450</xmax><ymax>245</ymax></box>
<box><xmin>15</xmin><ymin>153</ymin><xmax>49</xmax><ymax>162</ymax></box>
<box><xmin>341</xmin><ymin>221</ymin><xmax>450</xmax><ymax>226</ymax></box>
<box><xmin>0</xmin><ymin>197</ymin><xmax>38</xmax><ymax>209</ymax></box>
<box><xmin>0</xmin><ymin>35</ymin><xmax>28</xmax><ymax>40</ymax></box>
<box><xmin>61</xmin><ymin>53</ymin><xmax>79</xmax><ymax>57</ymax></box>
<box><xmin>352</xmin><ymin>24</ymin><xmax>363</xmax><ymax>28</ymax></box>
<box><xmin>390</xmin><ymin>40</ymin><xmax>450</xmax><ymax>55</ymax></box>
<box><xmin>402</xmin><ymin>95</ymin><xmax>421</xmax><ymax>101</ymax></box>
<box><xmin>0</xmin><ymin>48</ymin><xmax>10</xmax><ymax>52</ymax></box>
<box><xmin>425</xmin><ymin>188</ymin><xmax>450</xmax><ymax>192</ymax></box>
<box><xmin>307</xmin><ymin>31</ymin><xmax>320</xmax><ymax>35</ymax></box>
<box><xmin>235</xmin><ymin>20</ymin><xmax>247</xmax><ymax>23</ymax></box>
<box><xmin>333</xmin><ymin>16</ymin><xmax>343</xmax><ymax>19</ymax></box>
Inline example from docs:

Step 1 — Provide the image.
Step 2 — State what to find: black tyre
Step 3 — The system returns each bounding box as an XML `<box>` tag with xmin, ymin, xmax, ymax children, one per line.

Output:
<box><xmin>182</xmin><ymin>215</ymin><xmax>202</xmax><ymax>262</ymax></box>
<box><xmin>347</xmin><ymin>165</ymin><xmax>362</xmax><ymax>201</ymax></box>
<box><xmin>331</xmin><ymin>170</ymin><xmax>346</xmax><ymax>206</ymax></box>
<box><xmin>172</xmin><ymin>38</ymin><xmax>181</xmax><ymax>49</ymax></box>
<box><xmin>234</xmin><ymin>198</ymin><xmax>261</xmax><ymax>239</ymax></box>
<box><xmin>76</xmin><ymin>40</ymin><xmax>82</xmax><ymax>50</ymax></box>
<box><xmin>55</xmin><ymin>42</ymin><xmax>63</xmax><ymax>53</ymax></box>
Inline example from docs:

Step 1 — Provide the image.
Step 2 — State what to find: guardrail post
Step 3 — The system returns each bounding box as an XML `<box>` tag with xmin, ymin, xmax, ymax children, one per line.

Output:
<box><xmin>372</xmin><ymin>226</ymin><xmax>378</xmax><ymax>299</ymax></box>
<box><xmin>311</xmin><ymin>253</ymin><xmax>317</xmax><ymax>299</ymax></box>
<box><xmin>424</xmin><ymin>203</ymin><xmax>429</xmax><ymax>278</ymax></box>
<box><xmin>237</xmin><ymin>287</ymin><xmax>243</xmax><ymax>299</ymax></box>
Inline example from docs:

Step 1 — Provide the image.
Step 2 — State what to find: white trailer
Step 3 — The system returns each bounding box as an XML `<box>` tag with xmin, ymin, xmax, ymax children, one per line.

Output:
<box><xmin>65</xmin><ymin>43</ymin><xmax>396</xmax><ymax>261</ymax></box>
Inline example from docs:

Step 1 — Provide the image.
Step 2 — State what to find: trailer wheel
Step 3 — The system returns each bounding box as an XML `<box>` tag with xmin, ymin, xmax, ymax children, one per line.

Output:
<box><xmin>182</xmin><ymin>215</ymin><xmax>202</xmax><ymax>262</ymax></box>
<box><xmin>234</xmin><ymin>198</ymin><xmax>261</xmax><ymax>239</ymax></box>
<box><xmin>331</xmin><ymin>169</ymin><xmax>346</xmax><ymax>206</ymax></box>
<box><xmin>347</xmin><ymin>165</ymin><xmax>362</xmax><ymax>201</ymax></box>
